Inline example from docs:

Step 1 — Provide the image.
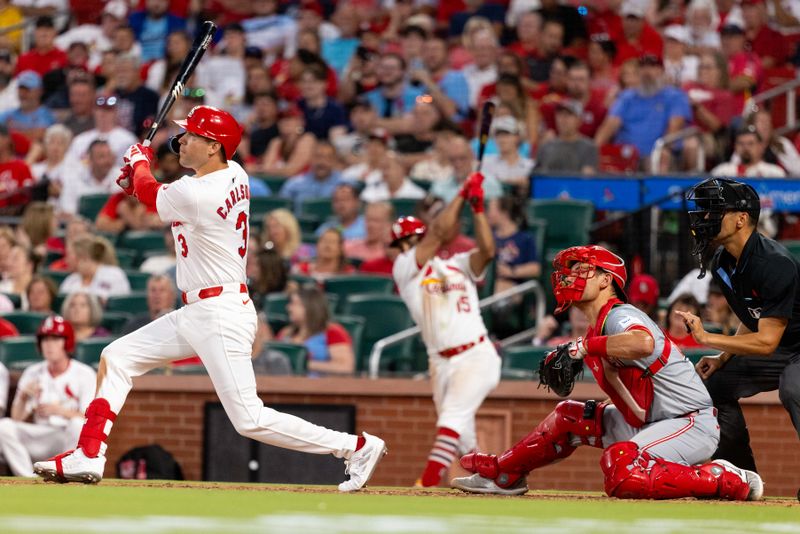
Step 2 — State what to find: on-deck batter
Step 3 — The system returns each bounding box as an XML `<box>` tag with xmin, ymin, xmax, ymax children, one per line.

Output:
<box><xmin>34</xmin><ymin>105</ymin><xmax>386</xmax><ymax>491</ymax></box>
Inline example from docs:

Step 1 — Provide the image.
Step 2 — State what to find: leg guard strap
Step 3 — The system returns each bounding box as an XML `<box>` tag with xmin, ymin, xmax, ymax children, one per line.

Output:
<box><xmin>77</xmin><ymin>398</ymin><xmax>117</xmax><ymax>458</ymax></box>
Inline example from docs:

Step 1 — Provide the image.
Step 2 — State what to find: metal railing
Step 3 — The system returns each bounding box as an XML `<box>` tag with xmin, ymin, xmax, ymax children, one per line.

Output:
<box><xmin>651</xmin><ymin>126</ymin><xmax>705</xmax><ymax>172</ymax></box>
<box><xmin>743</xmin><ymin>76</ymin><xmax>800</xmax><ymax>135</ymax></box>
<box><xmin>367</xmin><ymin>279</ymin><xmax>546</xmax><ymax>378</ymax></box>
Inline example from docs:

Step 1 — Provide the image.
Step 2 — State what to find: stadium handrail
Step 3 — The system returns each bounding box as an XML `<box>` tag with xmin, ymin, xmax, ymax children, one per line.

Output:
<box><xmin>367</xmin><ymin>279</ymin><xmax>546</xmax><ymax>379</ymax></box>
<box><xmin>744</xmin><ymin>76</ymin><xmax>800</xmax><ymax>135</ymax></box>
<box><xmin>651</xmin><ymin>126</ymin><xmax>705</xmax><ymax>172</ymax></box>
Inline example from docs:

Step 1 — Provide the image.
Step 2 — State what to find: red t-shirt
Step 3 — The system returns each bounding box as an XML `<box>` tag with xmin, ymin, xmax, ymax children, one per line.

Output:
<box><xmin>0</xmin><ymin>159</ymin><xmax>35</xmax><ymax>208</ymax></box>
<box><xmin>99</xmin><ymin>192</ymin><xmax>158</xmax><ymax>220</ymax></box>
<box><xmin>587</xmin><ymin>9</ymin><xmax>624</xmax><ymax>41</ymax></box>
<box><xmin>749</xmin><ymin>25</ymin><xmax>791</xmax><ymax>67</ymax></box>
<box><xmin>506</xmin><ymin>42</ymin><xmax>539</xmax><ymax>61</ymax></box>
<box><xmin>683</xmin><ymin>82</ymin><xmax>737</xmax><ymax>130</ymax></box>
<box><xmin>437</xmin><ymin>234</ymin><xmax>476</xmax><ymax>260</ymax></box>
<box><xmin>326</xmin><ymin>322</ymin><xmax>351</xmax><ymax>346</ymax></box>
<box><xmin>270</xmin><ymin>59</ymin><xmax>338</xmax><ymax>102</ymax></box>
<box><xmin>15</xmin><ymin>48</ymin><xmax>68</xmax><ymax>77</ymax></box>
<box><xmin>359</xmin><ymin>256</ymin><xmax>395</xmax><ymax>276</ymax></box>
<box><xmin>0</xmin><ymin>318</ymin><xmax>19</xmax><ymax>338</ymax></box>
<box><xmin>614</xmin><ymin>25</ymin><xmax>664</xmax><ymax>66</ymax></box>
<box><xmin>728</xmin><ymin>51</ymin><xmax>763</xmax><ymax>113</ymax></box>
<box><xmin>665</xmin><ymin>330</ymin><xmax>703</xmax><ymax>350</ymax></box>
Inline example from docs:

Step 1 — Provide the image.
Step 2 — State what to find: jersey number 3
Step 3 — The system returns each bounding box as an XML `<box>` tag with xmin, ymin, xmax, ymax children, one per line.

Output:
<box><xmin>236</xmin><ymin>211</ymin><xmax>248</xmax><ymax>258</ymax></box>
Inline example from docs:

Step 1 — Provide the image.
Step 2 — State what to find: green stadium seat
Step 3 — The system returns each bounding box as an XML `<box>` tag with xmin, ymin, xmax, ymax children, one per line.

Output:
<box><xmin>263</xmin><ymin>341</ymin><xmax>308</xmax><ymax>374</ymax></box>
<box><xmin>502</xmin><ymin>345</ymin><xmax>552</xmax><ymax>380</ymax></box>
<box><xmin>1</xmin><ymin>292</ymin><xmax>21</xmax><ymax>309</ymax></box>
<box><xmin>780</xmin><ymin>240</ymin><xmax>800</xmax><ymax>261</ymax></box>
<box><xmin>341</xmin><ymin>294</ymin><xmax>414</xmax><ymax>372</ymax></box>
<box><xmin>301</xmin><ymin>231</ymin><xmax>318</xmax><ymax>245</ymax></box>
<box><xmin>101</xmin><ymin>311</ymin><xmax>132</xmax><ymax>334</ymax></box>
<box><xmin>682</xmin><ymin>348</ymin><xmax>720</xmax><ymax>365</ymax></box>
<box><xmin>115</xmin><ymin>249</ymin><xmax>138</xmax><ymax>269</ymax></box>
<box><xmin>323</xmin><ymin>275</ymin><xmax>395</xmax><ymax>312</ymax></box>
<box><xmin>106</xmin><ymin>292</ymin><xmax>148</xmax><ymax>315</ymax></box>
<box><xmin>78</xmin><ymin>193</ymin><xmax>111</xmax><ymax>222</ymax></box>
<box><xmin>410</xmin><ymin>178</ymin><xmax>432</xmax><ymax>191</ymax></box>
<box><xmin>290</xmin><ymin>273</ymin><xmax>316</xmax><ymax>287</ymax></box>
<box><xmin>44</xmin><ymin>249</ymin><xmax>62</xmax><ymax>266</ymax></box>
<box><xmin>527</xmin><ymin>218</ymin><xmax>547</xmax><ymax>265</ymax></box>
<box><xmin>53</xmin><ymin>293</ymin><xmax>67</xmax><ymax>315</ymax></box>
<box><xmin>250</xmin><ymin>197</ymin><xmax>293</xmax><ymax>219</ymax></box>
<box><xmin>263</xmin><ymin>293</ymin><xmax>288</xmax><ymax>316</ymax></box>
<box><xmin>266</xmin><ymin>313</ymin><xmax>289</xmax><ymax>334</ymax></box>
<box><xmin>117</xmin><ymin>231</ymin><xmax>167</xmax><ymax>266</ymax></box>
<box><xmin>125</xmin><ymin>270</ymin><xmax>151</xmax><ymax>291</ymax></box>
<box><xmin>258</xmin><ymin>175</ymin><xmax>289</xmax><ymax>193</ymax></box>
<box><xmin>40</xmin><ymin>269</ymin><xmax>69</xmax><ymax>288</ymax></box>
<box><xmin>527</xmin><ymin>199</ymin><xmax>594</xmax><ymax>252</ymax></box>
<box><xmin>297</xmin><ymin>214</ymin><xmax>320</xmax><ymax>233</ymax></box>
<box><xmin>0</xmin><ymin>311</ymin><xmax>49</xmax><ymax>334</ymax></box>
<box><xmin>0</xmin><ymin>336</ymin><xmax>40</xmax><ymax>367</ymax></box>
<box><xmin>389</xmin><ymin>198</ymin><xmax>420</xmax><ymax>218</ymax></box>
<box><xmin>300</xmin><ymin>198</ymin><xmax>333</xmax><ymax>222</ymax></box>
<box><xmin>333</xmin><ymin>314</ymin><xmax>365</xmax><ymax>364</ymax></box>
<box><xmin>74</xmin><ymin>337</ymin><xmax>115</xmax><ymax>365</ymax></box>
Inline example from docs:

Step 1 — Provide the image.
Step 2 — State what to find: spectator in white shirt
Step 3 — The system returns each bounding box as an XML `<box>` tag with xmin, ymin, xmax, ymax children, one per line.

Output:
<box><xmin>65</xmin><ymin>95</ymin><xmax>137</xmax><ymax>166</ymax></box>
<box><xmin>0</xmin><ymin>50</ymin><xmax>19</xmax><ymax>115</ymax></box>
<box><xmin>711</xmin><ymin>125</ymin><xmax>786</xmax><ymax>178</ymax></box>
<box><xmin>342</xmin><ymin>128</ymin><xmax>391</xmax><ymax>185</ymax></box>
<box><xmin>59</xmin><ymin>235</ymin><xmax>130</xmax><ymax>301</ymax></box>
<box><xmin>360</xmin><ymin>151</ymin><xmax>427</xmax><ymax>203</ymax></box>
<box><xmin>481</xmin><ymin>116</ymin><xmax>534</xmax><ymax>190</ymax></box>
<box><xmin>30</xmin><ymin>124</ymin><xmax>72</xmax><ymax>207</ymax></box>
<box><xmin>685</xmin><ymin>0</ymin><xmax>722</xmax><ymax>53</ymax></box>
<box><xmin>663</xmin><ymin>25</ymin><xmax>699</xmax><ymax>86</ymax></box>
<box><xmin>462</xmin><ymin>29</ymin><xmax>499</xmax><ymax>109</ymax></box>
<box><xmin>58</xmin><ymin>139</ymin><xmax>118</xmax><ymax>216</ymax></box>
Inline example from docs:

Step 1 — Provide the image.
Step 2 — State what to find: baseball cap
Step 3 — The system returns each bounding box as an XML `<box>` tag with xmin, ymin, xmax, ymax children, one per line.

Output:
<box><xmin>299</xmin><ymin>0</ymin><xmax>324</xmax><ymax>16</ymax></box>
<box><xmin>17</xmin><ymin>70</ymin><xmax>42</xmax><ymax>89</ymax></box>
<box><xmin>555</xmin><ymin>99</ymin><xmax>583</xmax><ymax>116</ymax></box>
<box><xmin>621</xmin><ymin>1</ymin><xmax>647</xmax><ymax>18</ymax></box>
<box><xmin>367</xmin><ymin>127</ymin><xmax>390</xmax><ymax>144</ymax></box>
<box><xmin>639</xmin><ymin>53</ymin><xmax>663</xmax><ymax>67</ymax></box>
<box><xmin>628</xmin><ymin>274</ymin><xmax>659</xmax><ymax>307</ymax></box>
<box><xmin>720</xmin><ymin>23</ymin><xmax>745</xmax><ymax>36</ymax></box>
<box><xmin>492</xmin><ymin>115</ymin><xmax>521</xmax><ymax>135</ymax></box>
<box><xmin>35</xmin><ymin>15</ymin><xmax>55</xmax><ymax>28</ymax></box>
<box><xmin>663</xmin><ymin>25</ymin><xmax>689</xmax><ymax>44</ymax></box>
<box><xmin>102</xmin><ymin>0</ymin><xmax>127</xmax><ymax>19</ymax></box>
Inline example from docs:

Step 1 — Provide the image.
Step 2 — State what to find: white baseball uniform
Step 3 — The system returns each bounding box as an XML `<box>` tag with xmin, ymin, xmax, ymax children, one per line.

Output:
<box><xmin>0</xmin><ymin>359</ymin><xmax>95</xmax><ymax>476</ymax></box>
<box><xmin>98</xmin><ymin>161</ymin><xmax>359</xmax><ymax>458</ymax></box>
<box><xmin>393</xmin><ymin>248</ymin><xmax>501</xmax><ymax>452</ymax></box>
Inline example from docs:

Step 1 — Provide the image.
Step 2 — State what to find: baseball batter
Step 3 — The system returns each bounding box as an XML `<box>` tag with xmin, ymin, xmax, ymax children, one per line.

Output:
<box><xmin>391</xmin><ymin>172</ymin><xmax>501</xmax><ymax>487</ymax></box>
<box><xmin>452</xmin><ymin>245</ymin><xmax>763</xmax><ymax>500</ymax></box>
<box><xmin>34</xmin><ymin>106</ymin><xmax>386</xmax><ymax>491</ymax></box>
<box><xmin>0</xmin><ymin>316</ymin><xmax>95</xmax><ymax>476</ymax></box>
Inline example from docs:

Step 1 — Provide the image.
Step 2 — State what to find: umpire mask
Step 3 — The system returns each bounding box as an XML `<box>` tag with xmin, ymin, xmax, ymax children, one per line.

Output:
<box><xmin>685</xmin><ymin>178</ymin><xmax>760</xmax><ymax>278</ymax></box>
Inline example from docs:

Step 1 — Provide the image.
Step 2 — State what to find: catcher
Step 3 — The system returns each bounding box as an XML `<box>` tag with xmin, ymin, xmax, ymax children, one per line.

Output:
<box><xmin>451</xmin><ymin>245</ymin><xmax>764</xmax><ymax>500</ymax></box>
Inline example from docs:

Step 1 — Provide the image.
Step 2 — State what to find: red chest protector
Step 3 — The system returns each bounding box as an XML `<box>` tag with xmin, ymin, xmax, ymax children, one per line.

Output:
<box><xmin>584</xmin><ymin>298</ymin><xmax>673</xmax><ymax>428</ymax></box>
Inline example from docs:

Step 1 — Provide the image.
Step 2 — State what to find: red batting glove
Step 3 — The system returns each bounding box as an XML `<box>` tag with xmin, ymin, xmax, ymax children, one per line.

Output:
<box><xmin>122</xmin><ymin>143</ymin><xmax>154</xmax><ymax>170</ymax></box>
<box><xmin>116</xmin><ymin>165</ymin><xmax>134</xmax><ymax>195</ymax></box>
<box><xmin>468</xmin><ymin>183</ymin><xmax>485</xmax><ymax>213</ymax></box>
<box><xmin>459</xmin><ymin>172</ymin><xmax>484</xmax><ymax>200</ymax></box>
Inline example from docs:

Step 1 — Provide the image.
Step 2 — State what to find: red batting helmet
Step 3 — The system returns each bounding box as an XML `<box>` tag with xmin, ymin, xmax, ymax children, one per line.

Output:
<box><xmin>172</xmin><ymin>105</ymin><xmax>243</xmax><ymax>159</ymax></box>
<box><xmin>551</xmin><ymin>245</ymin><xmax>627</xmax><ymax>313</ymax></box>
<box><xmin>36</xmin><ymin>315</ymin><xmax>76</xmax><ymax>355</ymax></box>
<box><xmin>390</xmin><ymin>216</ymin><xmax>427</xmax><ymax>247</ymax></box>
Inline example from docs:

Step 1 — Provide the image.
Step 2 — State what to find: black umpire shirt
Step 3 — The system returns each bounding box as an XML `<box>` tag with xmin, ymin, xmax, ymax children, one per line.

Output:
<box><xmin>711</xmin><ymin>231</ymin><xmax>800</xmax><ymax>352</ymax></box>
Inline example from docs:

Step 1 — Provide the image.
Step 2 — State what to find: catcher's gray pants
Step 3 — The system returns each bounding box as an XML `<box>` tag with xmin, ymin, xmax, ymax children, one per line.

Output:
<box><xmin>704</xmin><ymin>348</ymin><xmax>800</xmax><ymax>472</ymax></box>
<box><xmin>599</xmin><ymin>405</ymin><xmax>719</xmax><ymax>466</ymax></box>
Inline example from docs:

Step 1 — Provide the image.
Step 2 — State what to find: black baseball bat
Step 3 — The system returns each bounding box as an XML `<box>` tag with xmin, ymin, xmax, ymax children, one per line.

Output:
<box><xmin>142</xmin><ymin>20</ymin><xmax>217</xmax><ymax>147</ymax></box>
<box><xmin>476</xmin><ymin>101</ymin><xmax>496</xmax><ymax>172</ymax></box>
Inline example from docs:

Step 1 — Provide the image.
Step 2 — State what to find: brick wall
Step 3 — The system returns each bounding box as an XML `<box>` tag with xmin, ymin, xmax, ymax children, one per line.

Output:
<box><xmin>102</xmin><ymin>376</ymin><xmax>800</xmax><ymax>497</ymax></box>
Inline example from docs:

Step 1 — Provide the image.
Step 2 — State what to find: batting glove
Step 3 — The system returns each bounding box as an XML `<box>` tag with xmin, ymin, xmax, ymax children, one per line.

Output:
<box><xmin>566</xmin><ymin>337</ymin><xmax>588</xmax><ymax>360</ymax></box>
<box><xmin>116</xmin><ymin>165</ymin><xmax>134</xmax><ymax>195</ymax></box>
<box><xmin>465</xmin><ymin>172</ymin><xmax>485</xmax><ymax>213</ymax></box>
<box><xmin>123</xmin><ymin>143</ymin><xmax>154</xmax><ymax>169</ymax></box>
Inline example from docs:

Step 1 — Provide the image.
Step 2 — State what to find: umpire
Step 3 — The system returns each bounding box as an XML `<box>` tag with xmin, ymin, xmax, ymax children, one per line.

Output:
<box><xmin>677</xmin><ymin>177</ymin><xmax>800</xmax><ymax>472</ymax></box>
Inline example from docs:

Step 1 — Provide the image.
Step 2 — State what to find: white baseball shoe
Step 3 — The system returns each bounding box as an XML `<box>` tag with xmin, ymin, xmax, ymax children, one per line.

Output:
<box><xmin>712</xmin><ymin>459</ymin><xmax>764</xmax><ymax>501</ymax></box>
<box><xmin>338</xmin><ymin>432</ymin><xmax>387</xmax><ymax>492</ymax></box>
<box><xmin>33</xmin><ymin>448</ymin><xmax>105</xmax><ymax>484</ymax></box>
<box><xmin>451</xmin><ymin>473</ymin><xmax>529</xmax><ymax>496</ymax></box>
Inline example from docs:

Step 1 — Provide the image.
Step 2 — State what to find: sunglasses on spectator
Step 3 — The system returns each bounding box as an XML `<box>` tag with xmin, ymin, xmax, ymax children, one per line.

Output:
<box><xmin>96</xmin><ymin>96</ymin><xmax>117</xmax><ymax>108</ymax></box>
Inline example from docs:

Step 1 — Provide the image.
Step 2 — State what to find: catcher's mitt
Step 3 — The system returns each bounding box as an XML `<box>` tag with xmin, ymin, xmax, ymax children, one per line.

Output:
<box><xmin>538</xmin><ymin>342</ymin><xmax>585</xmax><ymax>397</ymax></box>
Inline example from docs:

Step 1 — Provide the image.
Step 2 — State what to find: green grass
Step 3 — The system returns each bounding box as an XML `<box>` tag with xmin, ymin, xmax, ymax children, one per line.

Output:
<box><xmin>0</xmin><ymin>480</ymin><xmax>798</xmax><ymax>534</ymax></box>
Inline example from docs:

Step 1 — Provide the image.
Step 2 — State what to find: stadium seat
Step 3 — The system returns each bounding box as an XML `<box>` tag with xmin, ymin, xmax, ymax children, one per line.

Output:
<box><xmin>118</xmin><ymin>231</ymin><xmax>167</xmax><ymax>266</ymax></box>
<box><xmin>0</xmin><ymin>311</ymin><xmax>49</xmax><ymax>334</ymax></box>
<box><xmin>340</xmin><ymin>294</ymin><xmax>415</xmax><ymax>372</ymax></box>
<box><xmin>101</xmin><ymin>311</ymin><xmax>133</xmax><ymax>334</ymax></box>
<box><xmin>290</xmin><ymin>273</ymin><xmax>317</xmax><ymax>287</ymax></box>
<box><xmin>78</xmin><ymin>193</ymin><xmax>111</xmax><ymax>222</ymax></box>
<box><xmin>115</xmin><ymin>249</ymin><xmax>138</xmax><ymax>269</ymax></box>
<box><xmin>1</xmin><ymin>292</ymin><xmax>21</xmax><ymax>309</ymax></box>
<box><xmin>333</xmin><ymin>314</ymin><xmax>365</xmax><ymax>365</ymax></box>
<box><xmin>106</xmin><ymin>292</ymin><xmax>148</xmax><ymax>315</ymax></box>
<box><xmin>410</xmin><ymin>178</ymin><xmax>432</xmax><ymax>191</ymax></box>
<box><xmin>780</xmin><ymin>240</ymin><xmax>800</xmax><ymax>261</ymax></box>
<box><xmin>683</xmin><ymin>348</ymin><xmax>719</xmax><ymax>365</ymax></box>
<box><xmin>258</xmin><ymin>175</ymin><xmax>288</xmax><ymax>193</ymax></box>
<box><xmin>266</xmin><ymin>313</ymin><xmax>289</xmax><ymax>334</ymax></box>
<box><xmin>263</xmin><ymin>341</ymin><xmax>308</xmax><ymax>374</ymax></box>
<box><xmin>74</xmin><ymin>337</ymin><xmax>115</xmax><ymax>366</ymax></box>
<box><xmin>53</xmin><ymin>294</ymin><xmax>67</xmax><ymax>315</ymax></box>
<box><xmin>40</xmin><ymin>269</ymin><xmax>69</xmax><ymax>288</ymax></box>
<box><xmin>502</xmin><ymin>345</ymin><xmax>552</xmax><ymax>380</ymax></box>
<box><xmin>125</xmin><ymin>270</ymin><xmax>151</xmax><ymax>291</ymax></box>
<box><xmin>527</xmin><ymin>199</ymin><xmax>594</xmax><ymax>253</ymax></box>
<box><xmin>263</xmin><ymin>293</ymin><xmax>288</xmax><ymax>316</ymax></box>
<box><xmin>323</xmin><ymin>275</ymin><xmax>395</xmax><ymax>312</ymax></box>
<box><xmin>389</xmin><ymin>198</ymin><xmax>420</xmax><ymax>218</ymax></box>
<box><xmin>0</xmin><ymin>336</ymin><xmax>40</xmax><ymax>369</ymax></box>
<box><xmin>599</xmin><ymin>144</ymin><xmax>640</xmax><ymax>173</ymax></box>
<box><xmin>297</xmin><ymin>214</ymin><xmax>320</xmax><ymax>233</ymax></box>
<box><xmin>300</xmin><ymin>198</ymin><xmax>333</xmax><ymax>223</ymax></box>
<box><xmin>249</xmin><ymin>197</ymin><xmax>293</xmax><ymax>219</ymax></box>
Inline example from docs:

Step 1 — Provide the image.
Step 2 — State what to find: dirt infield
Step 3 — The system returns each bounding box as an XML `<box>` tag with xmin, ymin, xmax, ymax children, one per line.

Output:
<box><xmin>1</xmin><ymin>477</ymin><xmax>796</xmax><ymax>506</ymax></box>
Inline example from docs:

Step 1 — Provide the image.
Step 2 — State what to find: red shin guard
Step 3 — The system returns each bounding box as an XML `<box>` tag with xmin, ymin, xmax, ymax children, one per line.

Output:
<box><xmin>461</xmin><ymin>400</ymin><xmax>605</xmax><ymax>488</ymax></box>
<box><xmin>77</xmin><ymin>398</ymin><xmax>117</xmax><ymax>458</ymax></box>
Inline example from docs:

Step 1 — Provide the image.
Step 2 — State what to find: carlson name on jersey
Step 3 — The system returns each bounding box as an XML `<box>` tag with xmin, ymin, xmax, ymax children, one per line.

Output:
<box><xmin>216</xmin><ymin>183</ymin><xmax>251</xmax><ymax>220</ymax></box>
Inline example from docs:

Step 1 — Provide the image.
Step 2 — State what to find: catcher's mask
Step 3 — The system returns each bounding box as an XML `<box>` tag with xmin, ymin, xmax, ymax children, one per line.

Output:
<box><xmin>551</xmin><ymin>245</ymin><xmax>627</xmax><ymax>314</ymax></box>
<box><xmin>685</xmin><ymin>178</ymin><xmax>760</xmax><ymax>278</ymax></box>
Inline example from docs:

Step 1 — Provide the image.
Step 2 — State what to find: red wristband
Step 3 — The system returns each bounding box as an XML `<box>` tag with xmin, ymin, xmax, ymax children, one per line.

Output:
<box><xmin>586</xmin><ymin>336</ymin><xmax>608</xmax><ymax>358</ymax></box>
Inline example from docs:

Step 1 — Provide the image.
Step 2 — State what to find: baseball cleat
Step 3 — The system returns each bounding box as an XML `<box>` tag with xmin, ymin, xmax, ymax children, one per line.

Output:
<box><xmin>338</xmin><ymin>432</ymin><xmax>387</xmax><ymax>492</ymax></box>
<box><xmin>451</xmin><ymin>473</ymin><xmax>529</xmax><ymax>496</ymax></box>
<box><xmin>33</xmin><ymin>448</ymin><xmax>105</xmax><ymax>484</ymax></box>
<box><xmin>712</xmin><ymin>459</ymin><xmax>764</xmax><ymax>501</ymax></box>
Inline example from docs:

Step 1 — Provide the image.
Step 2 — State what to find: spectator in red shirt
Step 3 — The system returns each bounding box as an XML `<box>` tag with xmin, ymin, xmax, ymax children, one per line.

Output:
<box><xmin>95</xmin><ymin>192</ymin><xmax>161</xmax><ymax>234</ymax></box>
<box><xmin>587</xmin><ymin>37</ymin><xmax>619</xmax><ymax>104</ymax></box>
<box><xmin>15</xmin><ymin>16</ymin><xmax>67</xmax><ymax>77</ymax></box>
<box><xmin>541</xmin><ymin>60</ymin><xmax>608</xmax><ymax>139</ymax></box>
<box><xmin>720</xmin><ymin>23</ymin><xmax>762</xmax><ymax>113</ymax></box>
<box><xmin>527</xmin><ymin>18</ymin><xmax>564</xmax><ymax>82</ymax></box>
<box><xmin>507</xmin><ymin>11</ymin><xmax>542</xmax><ymax>61</ymax></box>
<box><xmin>0</xmin><ymin>125</ymin><xmax>34</xmax><ymax>210</ymax></box>
<box><xmin>742</xmin><ymin>0</ymin><xmax>791</xmax><ymax>69</ymax></box>
<box><xmin>615</xmin><ymin>2</ymin><xmax>664</xmax><ymax>65</ymax></box>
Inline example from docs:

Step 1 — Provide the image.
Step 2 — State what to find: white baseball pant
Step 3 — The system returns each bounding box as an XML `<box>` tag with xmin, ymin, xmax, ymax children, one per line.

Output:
<box><xmin>0</xmin><ymin>417</ymin><xmax>83</xmax><ymax>476</ymax></box>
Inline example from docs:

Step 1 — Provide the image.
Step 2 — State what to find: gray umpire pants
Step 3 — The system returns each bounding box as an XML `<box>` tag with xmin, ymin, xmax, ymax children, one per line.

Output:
<box><xmin>704</xmin><ymin>348</ymin><xmax>800</xmax><ymax>472</ymax></box>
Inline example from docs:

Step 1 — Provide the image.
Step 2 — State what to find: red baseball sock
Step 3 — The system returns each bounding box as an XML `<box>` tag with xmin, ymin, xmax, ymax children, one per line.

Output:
<box><xmin>420</xmin><ymin>427</ymin><xmax>460</xmax><ymax>487</ymax></box>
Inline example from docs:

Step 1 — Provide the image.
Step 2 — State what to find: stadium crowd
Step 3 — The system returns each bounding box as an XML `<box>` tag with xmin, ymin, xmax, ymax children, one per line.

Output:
<box><xmin>0</xmin><ymin>0</ymin><xmax>799</xmax><ymax>454</ymax></box>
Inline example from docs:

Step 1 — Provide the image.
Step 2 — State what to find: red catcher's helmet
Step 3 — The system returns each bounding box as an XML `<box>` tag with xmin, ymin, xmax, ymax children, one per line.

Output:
<box><xmin>551</xmin><ymin>245</ymin><xmax>627</xmax><ymax>314</ymax></box>
<box><xmin>173</xmin><ymin>105</ymin><xmax>243</xmax><ymax>159</ymax></box>
<box><xmin>36</xmin><ymin>315</ymin><xmax>76</xmax><ymax>355</ymax></box>
<box><xmin>390</xmin><ymin>216</ymin><xmax>427</xmax><ymax>247</ymax></box>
